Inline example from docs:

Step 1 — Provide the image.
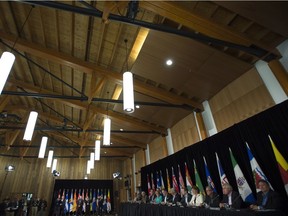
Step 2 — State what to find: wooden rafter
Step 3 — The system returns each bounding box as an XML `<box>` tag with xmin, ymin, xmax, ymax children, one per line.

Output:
<box><xmin>5</xmin><ymin>130</ymin><xmax>21</xmax><ymax>150</ymax></box>
<box><xmin>140</xmin><ymin>1</ymin><xmax>272</xmax><ymax>51</ymax></box>
<box><xmin>7</xmin><ymin>79</ymin><xmax>167</xmax><ymax>134</ymax></box>
<box><xmin>0</xmin><ymin>31</ymin><xmax>202</xmax><ymax>111</ymax></box>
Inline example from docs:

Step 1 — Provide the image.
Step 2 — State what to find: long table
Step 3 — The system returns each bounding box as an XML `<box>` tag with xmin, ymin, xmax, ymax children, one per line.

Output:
<box><xmin>119</xmin><ymin>202</ymin><xmax>286</xmax><ymax>216</ymax></box>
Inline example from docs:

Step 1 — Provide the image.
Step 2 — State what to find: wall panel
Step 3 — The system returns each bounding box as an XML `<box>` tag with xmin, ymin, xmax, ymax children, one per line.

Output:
<box><xmin>135</xmin><ymin>150</ymin><xmax>145</xmax><ymax>187</ymax></box>
<box><xmin>210</xmin><ymin>68</ymin><xmax>275</xmax><ymax>132</ymax></box>
<box><xmin>171</xmin><ymin>113</ymin><xmax>200</xmax><ymax>152</ymax></box>
<box><xmin>149</xmin><ymin>136</ymin><xmax>166</xmax><ymax>163</ymax></box>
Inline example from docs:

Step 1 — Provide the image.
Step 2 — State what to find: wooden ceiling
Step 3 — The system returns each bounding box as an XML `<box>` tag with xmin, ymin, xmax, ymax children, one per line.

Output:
<box><xmin>0</xmin><ymin>1</ymin><xmax>287</xmax><ymax>160</ymax></box>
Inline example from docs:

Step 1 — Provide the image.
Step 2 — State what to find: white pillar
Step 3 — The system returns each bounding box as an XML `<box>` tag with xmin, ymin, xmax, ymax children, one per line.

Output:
<box><xmin>255</xmin><ymin>60</ymin><xmax>287</xmax><ymax>104</ymax></box>
<box><xmin>165</xmin><ymin>128</ymin><xmax>174</xmax><ymax>155</ymax></box>
<box><xmin>201</xmin><ymin>100</ymin><xmax>217</xmax><ymax>136</ymax></box>
<box><xmin>132</xmin><ymin>154</ymin><xmax>136</xmax><ymax>193</ymax></box>
<box><xmin>145</xmin><ymin>144</ymin><xmax>151</xmax><ymax>165</ymax></box>
<box><xmin>194</xmin><ymin>111</ymin><xmax>202</xmax><ymax>141</ymax></box>
<box><xmin>277</xmin><ymin>39</ymin><xmax>288</xmax><ymax>71</ymax></box>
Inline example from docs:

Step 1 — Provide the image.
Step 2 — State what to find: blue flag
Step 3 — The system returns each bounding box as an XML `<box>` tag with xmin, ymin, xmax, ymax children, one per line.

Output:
<box><xmin>92</xmin><ymin>189</ymin><xmax>97</xmax><ymax>212</ymax></box>
<box><xmin>203</xmin><ymin>156</ymin><xmax>217</xmax><ymax>192</ymax></box>
<box><xmin>156</xmin><ymin>171</ymin><xmax>161</xmax><ymax>188</ymax></box>
<box><xmin>65</xmin><ymin>190</ymin><xmax>69</xmax><ymax>213</ymax></box>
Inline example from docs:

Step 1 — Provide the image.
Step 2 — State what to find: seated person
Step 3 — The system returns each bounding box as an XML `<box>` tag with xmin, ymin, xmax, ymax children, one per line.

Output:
<box><xmin>133</xmin><ymin>192</ymin><xmax>141</xmax><ymax>202</ymax></box>
<box><xmin>204</xmin><ymin>186</ymin><xmax>220</xmax><ymax>208</ymax></box>
<box><xmin>149</xmin><ymin>189</ymin><xmax>156</xmax><ymax>203</ymax></box>
<box><xmin>188</xmin><ymin>185</ymin><xmax>204</xmax><ymax>207</ymax></box>
<box><xmin>179</xmin><ymin>187</ymin><xmax>192</xmax><ymax>207</ymax></box>
<box><xmin>168</xmin><ymin>188</ymin><xmax>181</xmax><ymax>205</ymax></box>
<box><xmin>219</xmin><ymin>183</ymin><xmax>243</xmax><ymax>209</ymax></box>
<box><xmin>154</xmin><ymin>190</ymin><xmax>163</xmax><ymax>204</ymax></box>
<box><xmin>161</xmin><ymin>188</ymin><xmax>172</xmax><ymax>204</ymax></box>
<box><xmin>250</xmin><ymin>179</ymin><xmax>283</xmax><ymax>210</ymax></box>
<box><xmin>140</xmin><ymin>191</ymin><xmax>149</xmax><ymax>204</ymax></box>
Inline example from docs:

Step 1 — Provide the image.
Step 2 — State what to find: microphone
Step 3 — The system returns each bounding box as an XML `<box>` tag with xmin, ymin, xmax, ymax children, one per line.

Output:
<box><xmin>210</xmin><ymin>194</ymin><xmax>220</xmax><ymax>205</ymax></box>
<box><xmin>230</xmin><ymin>194</ymin><xmax>242</xmax><ymax>209</ymax></box>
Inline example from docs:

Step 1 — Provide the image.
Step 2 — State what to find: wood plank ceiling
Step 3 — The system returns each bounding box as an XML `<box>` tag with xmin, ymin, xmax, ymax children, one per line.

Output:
<box><xmin>0</xmin><ymin>1</ymin><xmax>287</xmax><ymax>160</ymax></box>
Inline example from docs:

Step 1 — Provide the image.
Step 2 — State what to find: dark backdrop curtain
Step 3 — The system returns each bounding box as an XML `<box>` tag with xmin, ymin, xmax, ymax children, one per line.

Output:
<box><xmin>141</xmin><ymin>100</ymin><xmax>288</xmax><ymax>203</ymax></box>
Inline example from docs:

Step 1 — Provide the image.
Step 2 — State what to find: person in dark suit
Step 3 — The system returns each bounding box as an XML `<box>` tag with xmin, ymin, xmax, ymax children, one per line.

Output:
<box><xmin>161</xmin><ymin>189</ymin><xmax>172</xmax><ymax>204</ymax></box>
<box><xmin>180</xmin><ymin>187</ymin><xmax>192</xmax><ymax>207</ymax></box>
<box><xmin>204</xmin><ymin>186</ymin><xmax>220</xmax><ymax>208</ymax></box>
<box><xmin>219</xmin><ymin>183</ymin><xmax>243</xmax><ymax>209</ymax></box>
<box><xmin>148</xmin><ymin>189</ymin><xmax>156</xmax><ymax>203</ymax></box>
<box><xmin>168</xmin><ymin>188</ymin><xmax>181</xmax><ymax>205</ymax></box>
<box><xmin>250</xmin><ymin>179</ymin><xmax>283</xmax><ymax>210</ymax></box>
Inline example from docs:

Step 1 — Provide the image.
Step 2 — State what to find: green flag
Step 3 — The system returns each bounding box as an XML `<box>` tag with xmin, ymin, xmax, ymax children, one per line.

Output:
<box><xmin>193</xmin><ymin>159</ymin><xmax>204</xmax><ymax>194</ymax></box>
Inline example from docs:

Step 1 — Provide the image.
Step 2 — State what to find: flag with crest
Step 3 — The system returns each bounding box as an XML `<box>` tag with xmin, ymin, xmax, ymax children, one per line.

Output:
<box><xmin>215</xmin><ymin>152</ymin><xmax>229</xmax><ymax>185</ymax></box>
<box><xmin>246</xmin><ymin>142</ymin><xmax>272</xmax><ymax>191</ymax></box>
<box><xmin>203</xmin><ymin>156</ymin><xmax>217</xmax><ymax>192</ymax></box>
<box><xmin>229</xmin><ymin>148</ymin><xmax>255</xmax><ymax>203</ymax></box>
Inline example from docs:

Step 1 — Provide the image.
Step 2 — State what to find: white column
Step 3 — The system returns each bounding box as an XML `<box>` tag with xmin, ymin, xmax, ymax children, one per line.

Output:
<box><xmin>165</xmin><ymin>128</ymin><xmax>174</xmax><ymax>155</ymax></box>
<box><xmin>277</xmin><ymin>39</ymin><xmax>288</xmax><ymax>71</ymax></box>
<box><xmin>132</xmin><ymin>154</ymin><xmax>136</xmax><ymax>193</ymax></box>
<box><xmin>255</xmin><ymin>60</ymin><xmax>287</xmax><ymax>104</ymax></box>
<box><xmin>145</xmin><ymin>144</ymin><xmax>151</xmax><ymax>165</ymax></box>
<box><xmin>201</xmin><ymin>100</ymin><xmax>217</xmax><ymax>136</ymax></box>
<box><xmin>194</xmin><ymin>111</ymin><xmax>202</xmax><ymax>141</ymax></box>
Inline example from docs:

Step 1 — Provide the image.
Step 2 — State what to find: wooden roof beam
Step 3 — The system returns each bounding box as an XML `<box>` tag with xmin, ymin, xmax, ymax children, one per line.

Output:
<box><xmin>0</xmin><ymin>32</ymin><xmax>202</xmax><ymax>111</ymax></box>
<box><xmin>140</xmin><ymin>1</ymin><xmax>271</xmax><ymax>51</ymax></box>
<box><xmin>7</xmin><ymin>79</ymin><xmax>167</xmax><ymax>134</ymax></box>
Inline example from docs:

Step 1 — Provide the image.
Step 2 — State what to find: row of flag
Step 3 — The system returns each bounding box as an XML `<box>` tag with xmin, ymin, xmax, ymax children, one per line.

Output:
<box><xmin>55</xmin><ymin>188</ymin><xmax>111</xmax><ymax>213</ymax></box>
<box><xmin>147</xmin><ymin>135</ymin><xmax>288</xmax><ymax>203</ymax></box>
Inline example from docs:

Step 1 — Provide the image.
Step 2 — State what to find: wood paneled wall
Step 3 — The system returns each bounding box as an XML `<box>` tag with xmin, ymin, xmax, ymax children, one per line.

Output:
<box><xmin>171</xmin><ymin>113</ymin><xmax>201</xmax><ymax>153</ymax></box>
<box><xmin>209</xmin><ymin>68</ymin><xmax>275</xmax><ymax>132</ymax></box>
<box><xmin>135</xmin><ymin>150</ymin><xmax>145</xmax><ymax>188</ymax></box>
<box><xmin>0</xmin><ymin>156</ymin><xmax>125</xmax><ymax>211</ymax></box>
<box><xmin>149</xmin><ymin>136</ymin><xmax>167</xmax><ymax>164</ymax></box>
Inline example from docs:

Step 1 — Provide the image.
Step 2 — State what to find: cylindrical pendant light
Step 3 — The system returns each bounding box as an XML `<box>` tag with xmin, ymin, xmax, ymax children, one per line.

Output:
<box><xmin>51</xmin><ymin>159</ymin><xmax>57</xmax><ymax>173</ymax></box>
<box><xmin>103</xmin><ymin>117</ymin><xmax>111</xmax><ymax>145</ymax></box>
<box><xmin>123</xmin><ymin>71</ymin><xmax>134</xmax><ymax>113</ymax></box>
<box><xmin>87</xmin><ymin>160</ymin><xmax>91</xmax><ymax>174</ymax></box>
<box><xmin>23</xmin><ymin>111</ymin><xmax>38</xmax><ymax>141</ymax></box>
<box><xmin>90</xmin><ymin>152</ymin><xmax>95</xmax><ymax>169</ymax></box>
<box><xmin>38</xmin><ymin>136</ymin><xmax>48</xmax><ymax>158</ymax></box>
<box><xmin>46</xmin><ymin>150</ymin><xmax>54</xmax><ymax>168</ymax></box>
<box><xmin>0</xmin><ymin>52</ymin><xmax>15</xmax><ymax>95</ymax></box>
<box><xmin>95</xmin><ymin>140</ymin><xmax>100</xmax><ymax>161</ymax></box>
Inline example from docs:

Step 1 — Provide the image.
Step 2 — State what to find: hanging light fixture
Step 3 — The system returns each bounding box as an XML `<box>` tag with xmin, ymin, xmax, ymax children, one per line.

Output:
<box><xmin>123</xmin><ymin>39</ymin><xmax>135</xmax><ymax>113</ymax></box>
<box><xmin>46</xmin><ymin>150</ymin><xmax>54</xmax><ymax>168</ymax></box>
<box><xmin>23</xmin><ymin>111</ymin><xmax>38</xmax><ymax>141</ymax></box>
<box><xmin>0</xmin><ymin>52</ymin><xmax>15</xmax><ymax>95</ymax></box>
<box><xmin>51</xmin><ymin>159</ymin><xmax>57</xmax><ymax>173</ymax></box>
<box><xmin>87</xmin><ymin>160</ymin><xmax>91</xmax><ymax>174</ymax></box>
<box><xmin>103</xmin><ymin>117</ymin><xmax>111</xmax><ymax>145</ymax></box>
<box><xmin>95</xmin><ymin>140</ymin><xmax>100</xmax><ymax>161</ymax></box>
<box><xmin>38</xmin><ymin>136</ymin><xmax>48</xmax><ymax>158</ymax></box>
<box><xmin>123</xmin><ymin>71</ymin><xmax>134</xmax><ymax>113</ymax></box>
<box><xmin>90</xmin><ymin>152</ymin><xmax>95</xmax><ymax>169</ymax></box>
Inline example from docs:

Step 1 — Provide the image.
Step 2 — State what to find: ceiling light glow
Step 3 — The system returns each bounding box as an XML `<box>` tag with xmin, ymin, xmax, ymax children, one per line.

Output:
<box><xmin>166</xmin><ymin>59</ymin><xmax>173</xmax><ymax>66</ymax></box>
